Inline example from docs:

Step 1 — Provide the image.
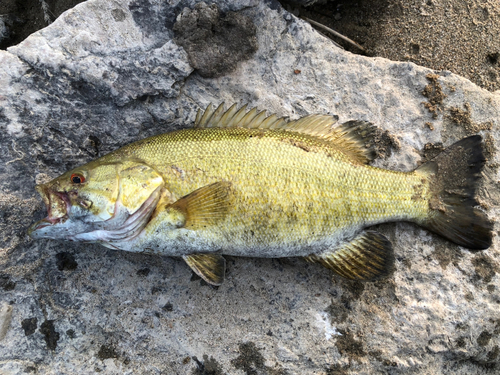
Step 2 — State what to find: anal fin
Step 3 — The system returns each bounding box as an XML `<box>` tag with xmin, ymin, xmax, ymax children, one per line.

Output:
<box><xmin>304</xmin><ymin>231</ymin><xmax>394</xmax><ymax>281</ymax></box>
<box><xmin>183</xmin><ymin>254</ymin><xmax>226</xmax><ymax>286</ymax></box>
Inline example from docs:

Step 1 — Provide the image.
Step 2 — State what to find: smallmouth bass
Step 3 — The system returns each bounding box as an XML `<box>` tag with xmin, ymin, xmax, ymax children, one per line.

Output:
<box><xmin>29</xmin><ymin>104</ymin><xmax>492</xmax><ymax>285</ymax></box>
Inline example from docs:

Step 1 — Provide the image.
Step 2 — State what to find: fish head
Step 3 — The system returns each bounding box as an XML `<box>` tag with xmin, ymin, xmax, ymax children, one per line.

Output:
<box><xmin>28</xmin><ymin>160</ymin><xmax>164</xmax><ymax>242</ymax></box>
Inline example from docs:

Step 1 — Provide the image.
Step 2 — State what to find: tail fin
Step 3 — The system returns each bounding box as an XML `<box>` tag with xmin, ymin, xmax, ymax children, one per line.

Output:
<box><xmin>416</xmin><ymin>135</ymin><xmax>492</xmax><ymax>250</ymax></box>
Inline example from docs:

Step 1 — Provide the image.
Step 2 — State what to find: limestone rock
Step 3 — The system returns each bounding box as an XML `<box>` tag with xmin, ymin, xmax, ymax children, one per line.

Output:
<box><xmin>0</xmin><ymin>0</ymin><xmax>498</xmax><ymax>374</ymax></box>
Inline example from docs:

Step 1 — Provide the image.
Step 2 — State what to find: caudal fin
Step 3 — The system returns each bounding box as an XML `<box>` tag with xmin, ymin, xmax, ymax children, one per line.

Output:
<box><xmin>416</xmin><ymin>135</ymin><xmax>492</xmax><ymax>249</ymax></box>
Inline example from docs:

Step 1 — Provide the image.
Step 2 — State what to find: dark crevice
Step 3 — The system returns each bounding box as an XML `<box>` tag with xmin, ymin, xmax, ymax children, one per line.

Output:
<box><xmin>0</xmin><ymin>0</ymin><xmax>87</xmax><ymax>50</ymax></box>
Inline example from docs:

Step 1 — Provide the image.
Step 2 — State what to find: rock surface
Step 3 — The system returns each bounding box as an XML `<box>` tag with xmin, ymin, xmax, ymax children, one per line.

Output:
<box><xmin>296</xmin><ymin>0</ymin><xmax>500</xmax><ymax>92</ymax></box>
<box><xmin>0</xmin><ymin>0</ymin><xmax>499</xmax><ymax>374</ymax></box>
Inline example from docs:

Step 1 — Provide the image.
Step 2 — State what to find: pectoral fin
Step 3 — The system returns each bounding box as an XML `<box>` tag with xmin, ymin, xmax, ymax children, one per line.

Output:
<box><xmin>170</xmin><ymin>181</ymin><xmax>231</xmax><ymax>229</ymax></box>
<box><xmin>183</xmin><ymin>254</ymin><xmax>226</xmax><ymax>286</ymax></box>
<box><xmin>304</xmin><ymin>231</ymin><xmax>394</xmax><ymax>281</ymax></box>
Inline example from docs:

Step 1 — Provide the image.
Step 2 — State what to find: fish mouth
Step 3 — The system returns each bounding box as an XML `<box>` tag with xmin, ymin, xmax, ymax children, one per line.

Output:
<box><xmin>28</xmin><ymin>186</ymin><xmax>71</xmax><ymax>237</ymax></box>
<box><xmin>29</xmin><ymin>183</ymin><xmax>162</xmax><ymax>243</ymax></box>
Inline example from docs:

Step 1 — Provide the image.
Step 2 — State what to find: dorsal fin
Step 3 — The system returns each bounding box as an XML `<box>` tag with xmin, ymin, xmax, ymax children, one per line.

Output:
<box><xmin>194</xmin><ymin>103</ymin><xmax>377</xmax><ymax>164</ymax></box>
<box><xmin>195</xmin><ymin>103</ymin><xmax>288</xmax><ymax>129</ymax></box>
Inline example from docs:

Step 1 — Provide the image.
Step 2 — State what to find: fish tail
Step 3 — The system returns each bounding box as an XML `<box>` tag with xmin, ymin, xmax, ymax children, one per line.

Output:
<box><xmin>416</xmin><ymin>135</ymin><xmax>492</xmax><ymax>249</ymax></box>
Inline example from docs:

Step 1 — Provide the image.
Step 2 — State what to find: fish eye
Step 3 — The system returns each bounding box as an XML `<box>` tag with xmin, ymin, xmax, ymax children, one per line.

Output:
<box><xmin>70</xmin><ymin>173</ymin><xmax>86</xmax><ymax>184</ymax></box>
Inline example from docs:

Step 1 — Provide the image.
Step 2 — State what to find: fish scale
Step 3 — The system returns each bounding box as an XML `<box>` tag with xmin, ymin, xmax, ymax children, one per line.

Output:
<box><xmin>112</xmin><ymin>127</ymin><xmax>430</xmax><ymax>254</ymax></box>
<box><xmin>29</xmin><ymin>104</ymin><xmax>492</xmax><ymax>285</ymax></box>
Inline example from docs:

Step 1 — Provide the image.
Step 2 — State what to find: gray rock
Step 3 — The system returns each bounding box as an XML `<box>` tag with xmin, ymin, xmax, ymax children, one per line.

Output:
<box><xmin>0</xmin><ymin>302</ymin><xmax>13</xmax><ymax>340</ymax></box>
<box><xmin>0</xmin><ymin>0</ymin><xmax>499</xmax><ymax>374</ymax></box>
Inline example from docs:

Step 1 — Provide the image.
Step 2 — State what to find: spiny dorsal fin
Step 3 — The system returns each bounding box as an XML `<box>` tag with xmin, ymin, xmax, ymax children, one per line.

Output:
<box><xmin>183</xmin><ymin>254</ymin><xmax>226</xmax><ymax>286</ymax></box>
<box><xmin>304</xmin><ymin>231</ymin><xmax>394</xmax><ymax>281</ymax></box>
<box><xmin>194</xmin><ymin>103</ymin><xmax>377</xmax><ymax>164</ymax></box>
<box><xmin>195</xmin><ymin>103</ymin><xmax>287</xmax><ymax>129</ymax></box>
<box><xmin>170</xmin><ymin>181</ymin><xmax>231</xmax><ymax>229</ymax></box>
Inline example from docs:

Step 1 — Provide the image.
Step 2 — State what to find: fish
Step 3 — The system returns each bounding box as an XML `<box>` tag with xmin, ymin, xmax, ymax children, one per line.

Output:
<box><xmin>28</xmin><ymin>103</ymin><xmax>493</xmax><ymax>285</ymax></box>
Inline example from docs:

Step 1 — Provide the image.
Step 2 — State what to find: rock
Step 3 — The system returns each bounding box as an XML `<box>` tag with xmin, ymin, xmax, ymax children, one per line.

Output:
<box><xmin>173</xmin><ymin>2</ymin><xmax>258</xmax><ymax>78</ymax></box>
<box><xmin>0</xmin><ymin>0</ymin><xmax>498</xmax><ymax>374</ymax></box>
<box><xmin>0</xmin><ymin>302</ymin><xmax>13</xmax><ymax>340</ymax></box>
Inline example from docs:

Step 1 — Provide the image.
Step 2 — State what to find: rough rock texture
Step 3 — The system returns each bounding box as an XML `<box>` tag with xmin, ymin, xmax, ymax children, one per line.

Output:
<box><xmin>0</xmin><ymin>0</ymin><xmax>499</xmax><ymax>374</ymax></box>
<box><xmin>173</xmin><ymin>2</ymin><xmax>258</xmax><ymax>78</ymax></box>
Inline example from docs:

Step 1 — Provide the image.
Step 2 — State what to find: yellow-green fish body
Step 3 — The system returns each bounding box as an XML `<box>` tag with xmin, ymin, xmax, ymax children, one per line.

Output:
<box><xmin>29</xmin><ymin>104</ymin><xmax>492</xmax><ymax>285</ymax></box>
<box><xmin>113</xmin><ymin>128</ymin><xmax>425</xmax><ymax>253</ymax></box>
